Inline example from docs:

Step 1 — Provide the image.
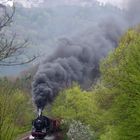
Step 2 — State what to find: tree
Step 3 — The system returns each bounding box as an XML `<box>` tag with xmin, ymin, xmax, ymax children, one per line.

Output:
<box><xmin>99</xmin><ymin>28</ymin><xmax>140</xmax><ymax>140</ymax></box>
<box><xmin>51</xmin><ymin>85</ymin><xmax>100</xmax><ymax>131</ymax></box>
<box><xmin>0</xmin><ymin>79</ymin><xmax>34</xmax><ymax>140</ymax></box>
<box><xmin>0</xmin><ymin>3</ymin><xmax>36</xmax><ymax>66</ymax></box>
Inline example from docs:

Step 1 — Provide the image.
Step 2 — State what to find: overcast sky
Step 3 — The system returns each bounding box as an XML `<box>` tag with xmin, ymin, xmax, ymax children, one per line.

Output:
<box><xmin>0</xmin><ymin>0</ymin><xmax>126</xmax><ymax>8</ymax></box>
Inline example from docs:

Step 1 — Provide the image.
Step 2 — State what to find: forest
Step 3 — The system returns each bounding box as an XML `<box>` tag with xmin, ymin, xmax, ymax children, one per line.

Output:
<box><xmin>0</xmin><ymin>0</ymin><xmax>140</xmax><ymax>140</ymax></box>
<box><xmin>1</xmin><ymin>27</ymin><xmax>140</xmax><ymax>140</ymax></box>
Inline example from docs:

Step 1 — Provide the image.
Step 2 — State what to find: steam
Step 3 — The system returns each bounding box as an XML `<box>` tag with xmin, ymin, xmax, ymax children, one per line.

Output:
<box><xmin>38</xmin><ymin>108</ymin><xmax>42</xmax><ymax>117</ymax></box>
<box><xmin>32</xmin><ymin>0</ymin><xmax>140</xmax><ymax>109</ymax></box>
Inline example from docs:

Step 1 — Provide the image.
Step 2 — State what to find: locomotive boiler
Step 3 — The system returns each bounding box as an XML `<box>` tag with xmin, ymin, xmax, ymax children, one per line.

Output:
<box><xmin>28</xmin><ymin>109</ymin><xmax>61</xmax><ymax>140</ymax></box>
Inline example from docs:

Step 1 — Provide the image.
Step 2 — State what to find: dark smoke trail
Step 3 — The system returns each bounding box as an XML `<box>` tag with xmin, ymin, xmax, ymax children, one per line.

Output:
<box><xmin>32</xmin><ymin>20</ymin><xmax>124</xmax><ymax>109</ymax></box>
<box><xmin>32</xmin><ymin>0</ymin><xmax>140</xmax><ymax>109</ymax></box>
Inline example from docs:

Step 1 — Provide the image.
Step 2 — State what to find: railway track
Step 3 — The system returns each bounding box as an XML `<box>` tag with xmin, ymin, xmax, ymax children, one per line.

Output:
<box><xmin>20</xmin><ymin>132</ymin><xmax>63</xmax><ymax>140</ymax></box>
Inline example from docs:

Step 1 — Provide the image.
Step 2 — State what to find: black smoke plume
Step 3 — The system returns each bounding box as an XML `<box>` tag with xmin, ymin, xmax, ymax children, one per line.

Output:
<box><xmin>32</xmin><ymin>0</ymin><xmax>140</xmax><ymax>109</ymax></box>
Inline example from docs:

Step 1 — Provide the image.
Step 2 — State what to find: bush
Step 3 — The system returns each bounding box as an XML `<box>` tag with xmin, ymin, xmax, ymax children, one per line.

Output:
<box><xmin>0</xmin><ymin>79</ymin><xmax>33</xmax><ymax>140</ymax></box>
<box><xmin>67</xmin><ymin>120</ymin><xmax>95</xmax><ymax>140</ymax></box>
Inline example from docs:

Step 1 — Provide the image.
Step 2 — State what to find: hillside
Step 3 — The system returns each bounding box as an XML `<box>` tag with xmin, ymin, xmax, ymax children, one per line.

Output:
<box><xmin>0</xmin><ymin>3</ymin><xmax>123</xmax><ymax>76</ymax></box>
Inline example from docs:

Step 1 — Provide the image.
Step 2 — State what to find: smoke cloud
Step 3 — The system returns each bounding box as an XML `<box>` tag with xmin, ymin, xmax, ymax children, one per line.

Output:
<box><xmin>32</xmin><ymin>0</ymin><xmax>140</xmax><ymax>109</ymax></box>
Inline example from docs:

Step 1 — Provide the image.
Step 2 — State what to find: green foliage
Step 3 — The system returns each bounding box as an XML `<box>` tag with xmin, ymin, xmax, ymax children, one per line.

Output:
<box><xmin>51</xmin><ymin>85</ymin><xmax>100</xmax><ymax>131</ymax></box>
<box><xmin>99</xmin><ymin>29</ymin><xmax>140</xmax><ymax>140</ymax></box>
<box><xmin>0</xmin><ymin>79</ymin><xmax>33</xmax><ymax>140</ymax></box>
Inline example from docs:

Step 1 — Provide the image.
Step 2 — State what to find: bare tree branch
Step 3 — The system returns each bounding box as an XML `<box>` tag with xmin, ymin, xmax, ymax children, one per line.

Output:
<box><xmin>0</xmin><ymin>5</ymin><xmax>15</xmax><ymax>30</ymax></box>
<box><xmin>0</xmin><ymin>4</ymin><xmax>37</xmax><ymax>66</ymax></box>
<box><xmin>0</xmin><ymin>56</ymin><xmax>37</xmax><ymax>66</ymax></box>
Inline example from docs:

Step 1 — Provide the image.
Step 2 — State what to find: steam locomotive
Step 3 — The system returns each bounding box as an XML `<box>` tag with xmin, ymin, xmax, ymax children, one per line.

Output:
<box><xmin>28</xmin><ymin>109</ymin><xmax>61</xmax><ymax>140</ymax></box>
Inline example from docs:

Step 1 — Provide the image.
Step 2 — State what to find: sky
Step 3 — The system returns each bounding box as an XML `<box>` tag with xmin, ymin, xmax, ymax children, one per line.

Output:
<box><xmin>0</xmin><ymin>0</ymin><xmax>125</xmax><ymax>8</ymax></box>
<box><xmin>98</xmin><ymin>0</ymin><xmax>128</xmax><ymax>9</ymax></box>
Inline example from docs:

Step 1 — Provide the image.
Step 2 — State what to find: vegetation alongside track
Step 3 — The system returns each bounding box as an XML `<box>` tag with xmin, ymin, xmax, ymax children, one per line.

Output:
<box><xmin>0</xmin><ymin>79</ymin><xmax>34</xmax><ymax>140</ymax></box>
